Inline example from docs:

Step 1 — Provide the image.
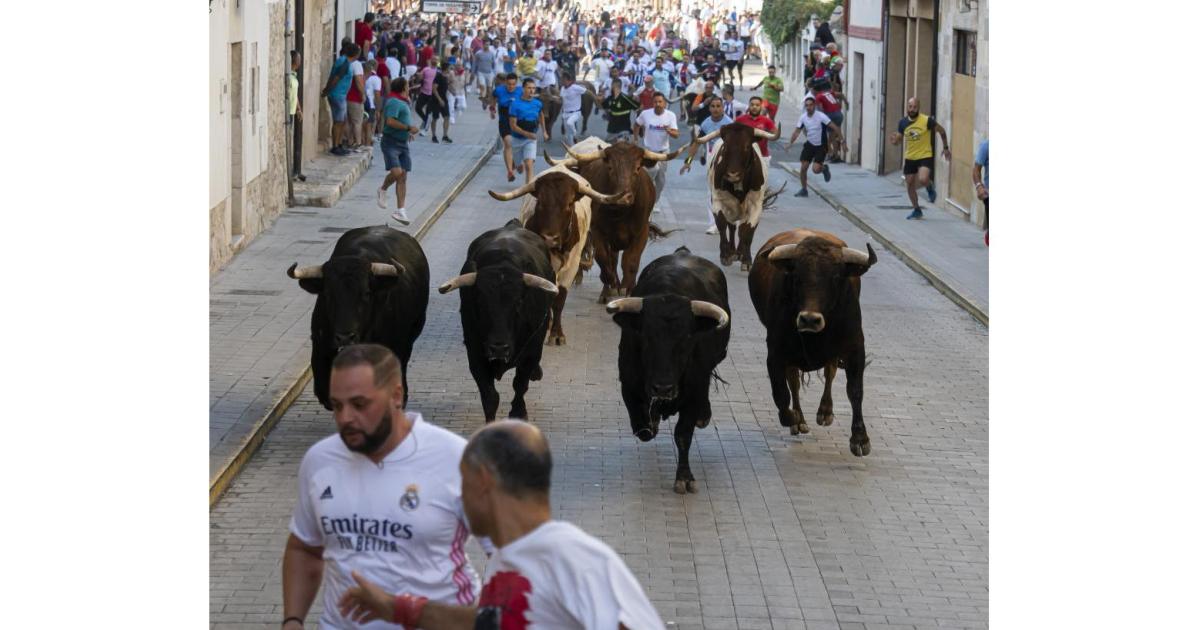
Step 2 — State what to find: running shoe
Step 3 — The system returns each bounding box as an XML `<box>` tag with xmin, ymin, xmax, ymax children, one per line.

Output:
<box><xmin>443</xmin><ymin>137</ymin><xmax>453</xmax><ymax>143</ymax></box>
<box><xmin>432</xmin><ymin>136</ymin><xmax>440</xmax><ymax>144</ymax></box>
<box><xmin>377</xmin><ymin>187</ymin><xmax>388</xmax><ymax>210</ymax></box>
<box><xmin>906</xmin><ymin>208</ymin><xmax>924</xmax><ymax>220</ymax></box>
<box><xmin>927</xmin><ymin>185</ymin><xmax>936</xmax><ymax>203</ymax></box>
<box><xmin>794</xmin><ymin>188</ymin><xmax>808</xmax><ymax>197</ymax></box>
<box><xmin>705</xmin><ymin>225</ymin><xmax>718</xmax><ymax>235</ymax></box>
<box><xmin>391</xmin><ymin>208</ymin><xmax>411</xmax><ymax>225</ymax></box>
<box><xmin>822</xmin><ymin>165</ymin><xmax>831</xmax><ymax>182</ymax></box>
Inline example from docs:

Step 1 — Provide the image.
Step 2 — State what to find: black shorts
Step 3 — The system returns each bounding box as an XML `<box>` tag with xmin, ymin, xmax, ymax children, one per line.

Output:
<box><xmin>724</xmin><ymin>59</ymin><xmax>739</xmax><ymax>71</ymax></box>
<box><xmin>903</xmin><ymin>157</ymin><xmax>935</xmax><ymax>175</ymax></box>
<box><xmin>498</xmin><ymin>107</ymin><xmax>511</xmax><ymax>137</ymax></box>
<box><xmin>800</xmin><ymin>142</ymin><xmax>827</xmax><ymax>164</ymax></box>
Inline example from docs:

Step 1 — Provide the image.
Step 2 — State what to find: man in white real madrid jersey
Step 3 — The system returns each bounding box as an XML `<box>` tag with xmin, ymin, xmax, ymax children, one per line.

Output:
<box><xmin>336</xmin><ymin>420</ymin><xmax>665</xmax><ymax>629</ymax></box>
<box><xmin>281</xmin><ymin>344</ymin><xmax>487</xmax><ymax>630</ymax></box>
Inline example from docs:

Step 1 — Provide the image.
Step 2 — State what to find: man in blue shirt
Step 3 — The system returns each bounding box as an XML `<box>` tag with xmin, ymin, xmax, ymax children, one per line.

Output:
<box><xmin>507</xmin><ymin>78</ymin><xmax>547</xmax><ymax>185</ymax></box>
<box><xmin>377</xmin><ymin>77</ymin><xmax>420</xmax><ymax>225</ymax></box>
<box><xmin>322</xmin><ymin>43</ymin><xmax>360</xmax><ymax>156</ymax></box>
<box><xmin>973</xmin><ymin>139</ymin><xmax>989</xmax><ymax>245</ymax></box>
<box><xmin>490</xmin><ymin>73</ymin><xmax>521</xmax><ymax>182</ymax></box>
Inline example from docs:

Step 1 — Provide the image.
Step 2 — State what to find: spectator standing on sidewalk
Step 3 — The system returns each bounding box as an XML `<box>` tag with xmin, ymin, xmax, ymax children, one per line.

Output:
<box><xmin>786</xmin><ymin>96</ymin><xmax>842</xmax><ymax>198</ymax></box>
<box><xmin>335</xmin><ymin>420</ymin><xmax>664</xmax><ymax>630</ymax></box>
<box><xmin>889</xmin><ymin>97</ymin><xmax>950</xmax><ymax>220</ymax></box>
<box><xmin>377</xmin><ymin>77</ymin><xmax>418</xmax><ymax>225</ymax></box>
<box><xmin>973</xmin><ymin>139</ymin><xmax>989</xmax><ymax>245</ymax></box>
<box><xmin>346</xmin><ymin>47</ymin><xmax>368</xmax><ymax>151</ymax></box>
<box><xmin>362</xmin><ymin>59</ymin><xmax>382</xmax><ymax>150</ymax></box>
<box><xmin>508</xmin><ymin>78</ymin><xmax>549</xmax><ymax>185</ymax></box>
<box><xmin>288</xmin><ymin>50</ymin><xmax>306</xmax><ymax>182</ymax></box>
<box><xmin>280</xmin><ymin>344</ymin><xmax>487</xmax><ymax>630</ymax></box>
<box><xmin>635</xmin><ymin>92</ymin><xmax>680</xmax><ymax>211</ymax></box>
<box><xmin>751</xmin><ymin>64</ymin><xmax>784</xmax><ymax>121</ymax></box>
<box><xmin>322</xmin><ymin>43</ymin><xmax>357</xmax><ymax>156</ymax></box>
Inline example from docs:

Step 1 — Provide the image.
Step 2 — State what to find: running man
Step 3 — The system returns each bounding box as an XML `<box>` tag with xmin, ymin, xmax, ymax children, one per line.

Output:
<box><xmin>377</xmin><ymin>77</ymin><xmax>419</xmax><ymax>225</ymax></box>
<box><xmin>751</xmin><ymin>64</ymin><xmax>784</xmax><ymax>121</ymax></box>
<box><xmin>281</xmin><ymin>344</ymin><xmax>487</xmax><ymax>630</ymax></box>
<box><xmin>634</xmin><ymin>91</ymin><xmax>680</xmax><ymax>211</ymax></box>
<box><xmin>508</xmin><ymin>77</ymin><xmax>549</xmax><ymax>185</ymax></box>
<box><xmin>786</xmin><ymin>95</ymin><xmax>842</xmax><ymax>198</ymax></box>
<box><xmin>679</xmin><ymin>97</ymin><xmax>734</xmax><ymax>234</ymax></box>
<box><xmin>490</xmin><ymin>73</ymin><xmax>521</xmax><ymax>182</ymax></box>
<box><xmin>558</xmin><ymin>74</ymin><xmax>588</xmax><ymax>146</ymax></box>
<box><xmin>889</xmin><ymin>97</ymin><xmax>950</xmax><ymax>219</ymax></box>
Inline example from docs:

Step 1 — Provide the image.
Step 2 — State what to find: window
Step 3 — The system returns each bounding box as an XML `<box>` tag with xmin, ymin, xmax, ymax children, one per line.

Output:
<box><xmin>954</xmin><ymin>29</ymin><xmax>976</xmax><ymax>76</ymax></box>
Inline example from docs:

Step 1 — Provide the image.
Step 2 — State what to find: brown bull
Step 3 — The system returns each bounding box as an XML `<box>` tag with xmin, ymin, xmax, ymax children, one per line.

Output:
<box><xmin>697</xmin><ymin>122</ymin><xmax>779</xmax><ymax>271</ymax></box>
<box><xmin>488</xmin><ymin>168</ymin><xmax>619</xmax><ymax>345</ymax></box>
<box><xmin>568</xmin><ymin>140</ymin><xmax>682</xmax><ymax>301</ymax></box>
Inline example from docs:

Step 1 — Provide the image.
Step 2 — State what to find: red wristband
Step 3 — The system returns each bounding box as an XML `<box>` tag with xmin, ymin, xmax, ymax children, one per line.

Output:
<box><xmin>392</xmin><ymin>593</ymin><xmax>429</xmax><ymax>628</ymax></box>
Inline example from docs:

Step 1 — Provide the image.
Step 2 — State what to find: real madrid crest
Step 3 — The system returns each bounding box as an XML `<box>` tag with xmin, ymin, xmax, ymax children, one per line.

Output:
<box><xmin>400</xmin><ymin>483</ymin><xmax>420</xmax><ymax>511</ymax></box>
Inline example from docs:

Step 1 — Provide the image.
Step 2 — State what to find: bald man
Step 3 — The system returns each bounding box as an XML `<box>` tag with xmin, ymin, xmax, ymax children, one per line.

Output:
<box><xmin>889</xmin><ymin>97</ymin><xmax>950</xmax><ymax>220</ymax></box>
<box><xmin>337</xmin><ymin>420</ymin><xmax>665</xmax><ymax>629</ymax></box>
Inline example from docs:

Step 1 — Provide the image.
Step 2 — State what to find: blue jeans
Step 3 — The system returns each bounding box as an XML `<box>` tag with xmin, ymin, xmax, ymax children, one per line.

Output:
<box><xmin>327</xmin><ymin>95</ymin><xmax>348</xmax><ymax>122</ymax></box>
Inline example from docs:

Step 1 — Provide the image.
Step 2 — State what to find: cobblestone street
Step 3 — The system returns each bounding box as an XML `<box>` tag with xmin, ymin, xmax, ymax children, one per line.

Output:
<box><xmin>211</xmin><ymin>106</ymin><xmax>988</xmax><ymax>628</ymax></box>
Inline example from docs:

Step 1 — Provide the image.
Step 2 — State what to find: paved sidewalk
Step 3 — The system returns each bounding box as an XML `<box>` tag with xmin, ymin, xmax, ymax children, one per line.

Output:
<box><xmin>210</xmin><ymin>100</ymin><xmax>496</xmax><ymax>490</ymax></box>
<box><xmin>776</xmin><ymin>162</ymin><xmax>989</xmax><ymax>324</ymax></box>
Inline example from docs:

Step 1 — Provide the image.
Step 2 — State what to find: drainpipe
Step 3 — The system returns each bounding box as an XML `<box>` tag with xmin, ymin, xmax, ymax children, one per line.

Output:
<box><xmin>876</xmin><ymin>0</ymin><xmax>888</xmax><ymax>174</ymax></box>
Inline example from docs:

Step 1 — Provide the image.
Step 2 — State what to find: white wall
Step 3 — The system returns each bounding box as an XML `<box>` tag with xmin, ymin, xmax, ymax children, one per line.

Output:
<box><xmin>211</xmin><ymin>0</ymin><xmax>231</xmax><ymax>209</ymax></box>
<box><xmin>852</xmin><ymin>0</ymin><xmax>883</xmax><ymax>29</ymax></box>
<box><xmin>846</xmin><ymin>38</ymin><xmax>883</xmax><ymax>170</ymax></box>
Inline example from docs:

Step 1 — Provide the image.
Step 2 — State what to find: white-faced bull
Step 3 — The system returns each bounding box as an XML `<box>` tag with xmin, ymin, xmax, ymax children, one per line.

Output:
<box><xmin>607</xmin><ymin>246</ymin><xmax>731</xmax><ymax>494</ymax></box>
<box><xmin>567</xmin><ymin>139</ymin><xmax>682</xmax><ymax>301</ymax></box>
<box><xmin>748</xmin><ymin>229</ymin><xmax>877</xmax><ymax>456</ymax></box>
<box><xmin>438</xmin><ymin>220</ymin><xmax>559</xmax><ymax>422</ymax></box>
<box><xmin>488</xmin><ymin>167</ymin><xmax>621</xmax><ymax>345</ymax></box>
<box><xmin>286</xmin><ymin>226</ymin><xmax>430</xmax><ymax>410</ymax></box>
<box><xmin>696</xmin><ymin>121</ymin><xmax>783</xmax><ymax>271</ymax></box>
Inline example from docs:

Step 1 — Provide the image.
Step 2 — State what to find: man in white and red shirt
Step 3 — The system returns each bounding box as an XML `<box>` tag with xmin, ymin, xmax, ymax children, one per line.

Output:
<box><xmin>337</xmin><ymin>420</ymin><xmax>665</xmax><ymax>629</ymax></box>
<box><xmin>281</xmin><ymin>344</ymin><xmax>487</xmax><ymax>630</ymax></box>
<box><xmin>734</xmin><ymin>96</ymin><xmax>780</xmax><ymax>168</ymax></box>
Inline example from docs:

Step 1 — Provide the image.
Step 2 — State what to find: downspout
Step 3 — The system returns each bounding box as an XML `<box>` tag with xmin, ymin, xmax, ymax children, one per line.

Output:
<box><xmin>930</xmin><ymin>0</ymin><xmax>939</xmax><ymax>121</ymax></box>
<box><xmin>333</xmin><ymin>0</ymin><xmax>339</xmax><ymax>56</ymax></box>
<box><xmin>876</xmin><ymin>0</ymin><xmax>888</xmax><ymax>174</ymax></box>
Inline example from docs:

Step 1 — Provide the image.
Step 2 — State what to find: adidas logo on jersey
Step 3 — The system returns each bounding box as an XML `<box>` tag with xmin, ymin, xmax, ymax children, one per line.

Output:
<box><xmin>320</xmin><ymin>486</ymin><xmax>333</xmax><ymax>500</ymax></box>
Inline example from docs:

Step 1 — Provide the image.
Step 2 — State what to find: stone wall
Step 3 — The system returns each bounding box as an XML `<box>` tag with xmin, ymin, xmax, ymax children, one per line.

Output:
<box><xmin>210</xmin><ymin>199</ymin><xmax>231</xmax><ymax>275</ymax></box>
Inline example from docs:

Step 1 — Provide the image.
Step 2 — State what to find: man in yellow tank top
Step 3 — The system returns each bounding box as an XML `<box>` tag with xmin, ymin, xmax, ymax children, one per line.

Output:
<box><xmin>889</xmin><ymin>97</ymin><xmax>950</xmax><ymax>220</ymax></box>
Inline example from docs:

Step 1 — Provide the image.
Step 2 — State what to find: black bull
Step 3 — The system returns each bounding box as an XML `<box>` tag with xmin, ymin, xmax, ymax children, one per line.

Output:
<box><xmin>287</xmin><ymin>225</ymin><xmax>430</xmax><ymax>410</ymax></box>
<box><xmin>608</xmin><ymin>246</ymin><xmax>731</xmax><ymax>494</ymax></box>
<box><xmin>438</xmin><ymin>220</ymin><xmax>559</xmax><ymax>422</ymax></box>
<box><xmin>748</xmin><ymin>229</ymin><xmax>878</xmax><ymax>456</ymax></box>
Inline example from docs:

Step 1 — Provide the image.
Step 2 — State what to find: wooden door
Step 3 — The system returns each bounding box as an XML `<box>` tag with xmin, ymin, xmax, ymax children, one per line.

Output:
<box><xmin>949</xmin><ymin>73</ymin><xmax>976</xmax><ymax>209</ymax></box>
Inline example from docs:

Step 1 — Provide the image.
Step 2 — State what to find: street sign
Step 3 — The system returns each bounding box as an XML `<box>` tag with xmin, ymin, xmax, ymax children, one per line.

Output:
<box><xmin>420</xmin><ymin>0</ymin><xmax>482</xmax><ymax>14</ymax></box>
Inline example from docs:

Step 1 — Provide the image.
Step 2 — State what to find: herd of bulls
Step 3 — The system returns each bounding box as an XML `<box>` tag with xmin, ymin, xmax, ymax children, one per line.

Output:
<box><xmin>286</xmin><ymin>125</ymin><xmax>878</xmax><ymax>494</ymax></box>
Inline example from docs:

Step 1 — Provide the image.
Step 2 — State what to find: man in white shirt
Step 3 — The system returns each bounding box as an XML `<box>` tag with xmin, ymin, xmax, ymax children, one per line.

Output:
<box><xmin>635</xmin><ymin>92</ymin><xmax>680</xmax><ymax>211</ymax></box>
<box><xmin>785</xmin><ymin>95</ymin><xmax>843</xmax><ymax>198</ymax></box>
<box><xmin>337</xmin><ymin>420</ymin><xmax>666</xmax><ymax>630</ymax></box>
<box><xmin>535</xmin><ymin>49</ymin><xmax>558</xmax><ymax>91</ymax></box>
<box><xmin>281</xmin><ymin>345</ymin><xmax>488</xmax><ymax>630</ymax></box>
<box><xmin>558</xmin><ymin>74</ymin><xmax>589</xmax><ymax>146</ymax></box>
<box><xmin>720</xmin><ymin>30</ymin><xmax>745</xmax><ymax>88</ymax></box>
<box><xmin>591</xmin><ymin>50</ymin><xmax>614</xmax><ymax>91</ymax></box>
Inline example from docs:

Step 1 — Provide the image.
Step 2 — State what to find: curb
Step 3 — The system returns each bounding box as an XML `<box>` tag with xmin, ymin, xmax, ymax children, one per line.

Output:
<box><xmin>780</xmin><ymin>164</ymin><xmax>989</xmax><ymax>328</ymax></box>
<box><xmin>210</xmin><ymin>136</ymin><xmax>500</xmax><ymax>508</ymax></box>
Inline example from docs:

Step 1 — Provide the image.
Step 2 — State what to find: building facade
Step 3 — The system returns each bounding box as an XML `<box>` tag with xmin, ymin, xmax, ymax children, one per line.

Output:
<box><xmin>210</xmin><ymin>0</ymin><xmax>368</xmax><ymax>274</ymax></box>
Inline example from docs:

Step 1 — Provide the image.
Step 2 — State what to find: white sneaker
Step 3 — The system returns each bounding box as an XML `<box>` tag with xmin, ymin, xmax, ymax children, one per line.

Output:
<box><xmin>391</xmin><ymin>208</ymin><xmax>411</xmax><ymax>225</ymax></box>
<box><xmin>706</xmin><ymin>224</ymin><xmax>718</xmax><ymax>235</ymax></box>
<box><xmin>377</xmin><ymin>187</ymin><xmax>388</xmax><ymax>210</ymax></box>
<box><xmin>653</xmin><ymin>205</ymin><xmax>662</xmax><ymax>214</ymax></box>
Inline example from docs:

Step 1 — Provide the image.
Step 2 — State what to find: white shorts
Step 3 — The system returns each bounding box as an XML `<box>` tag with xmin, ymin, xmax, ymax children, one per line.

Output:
<box><xmin>477</xmin><ymin>72</ymin><xmax>495</xmax><ymax>87</ymax></box>
<box><xmin>451</xmin><ymin>94</ymin><xmax>467</xmax><ymax>112</ymax></box>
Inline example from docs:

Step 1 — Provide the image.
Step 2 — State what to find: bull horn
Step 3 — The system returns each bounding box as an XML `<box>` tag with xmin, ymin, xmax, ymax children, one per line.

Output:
<box><xmin>841</xmin><ymin>246</ymin><xmax>874</xmax><ymax>266</ymax></box>
<box><xmin>287</xmin><ymin>263</ymin><xmax>323</xmax><ymax>279</ymax></box>
<box><xmin>767</xmin><ymin>243</ymin><xmax>804</xmax><ymax>261</ymax></box>
<box><xmin>370</xmin><ymin>259</ymin><xmax>405</xmax><ymax>277</ymax></box>
<box><xmin>642</xmin><ymin>148</ymin><xmax>670</xmax><ymax>161</ymax></box>
<box><xmin>578</xmin><ymin>180</ymin><xmax>623</xmax><ymax>204</ymax></box>
<box><xmin>522</xmin><ymin>273</ymin><xmax>559</xmax><ymax>294</ymax></box>
<box><xmin>690</xmin><ymin>300</ymin><xmax>730</xmax><ymax>330</ymax></box>
<box><xmin>488</xmin><ymin>179</ymin><xmax>538</xmax><ymax>201</ymax></box>
<box><xmin>437</xmin><ymin>272</ymin><xmax>477</xmax><ymax>294</ymax></box>
<box><xmin>605</xmin><ymin>297</ymin><xmax>643</xmax><ymax>315</ymax></box>
<box><xmin>566</xmin><ymin>146</ymin><xmax>605</xmax><ymax>162</ymax></box>
<box><xmin>544</xmin><ymin>150</ymin><xmax>575</xmax><ymax>167</ymax></box>
<box><xmin>665</xmin><ymin>145</ymin><xmax>686</xmax><ymax>160</ymax></box>
<box><xmin>694</xmin><ymin>129</ymin><xmax>721</xmax><ymax>146</ymax></box>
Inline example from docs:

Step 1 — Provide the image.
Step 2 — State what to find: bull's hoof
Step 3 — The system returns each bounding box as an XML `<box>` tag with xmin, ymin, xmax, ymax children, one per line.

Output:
<box><xmin>720</xmin><ymin>255</ymin><xmax>735</xmax><ymax>267</ymax></box>
<box><xmin>673</xmin><ymin>479</ymin><xmax>698</xmax><ymax>494</ymax></box>
<box><xmin>779</xmin><ymin>409</ymin><xmax>799</xmax><ymax>427</ymax></box>
<box><xmin>789</xmin><ymin>420</ymin><xmax>810</xmax><ymax>435</ymax></box>
<box><xmin>545</xmin><ymin>333</ymin><xmax>566</xmax><ymax>346</ymax></box>
<box><xmin>530</xmin><ymin>366</ymin><xmax>543</xmax><ymax>381</ymax></box>
<box><xmin>816</xmin><ymin>410</ymin><xmax>835</xmax><ymax>426</ymax></box>
<box><xmin>696</xmin><ymin>415</ymin><xmax>711</xmax><ymax>429</ymax></box>
<box><xmin>634</xmin><ymin>427</ymin><xmax>656</xmax><ymax>442</ymax></box>
<box><xmin>850</xmin><ymin>435</ymin><xmax>871</xmax><ymax>457</ymax></box>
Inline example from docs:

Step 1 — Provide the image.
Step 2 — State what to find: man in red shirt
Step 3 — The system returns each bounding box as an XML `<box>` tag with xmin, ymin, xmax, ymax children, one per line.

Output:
<box><xmin>354</xmin><ymin>12</ymin><xmax>375</xmax><ymax>57</ymax></box>
<box><xmin>734</xmin><ymin>96</ymin><xmax>779</xmax><ymax>162</ymax></box>
<box><xmin>419</xmin><ymin>37</ymin><xmax>435</xmax><ymax>69</ymax></box>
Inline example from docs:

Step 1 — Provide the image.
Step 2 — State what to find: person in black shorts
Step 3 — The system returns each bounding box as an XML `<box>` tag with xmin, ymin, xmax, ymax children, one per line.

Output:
<box><xmin>786</xmin><ymin>96</ymin><xmax>842</xmax><ymax>197</ymax></box>
<box><xmin>490</xmin><ymin>73</ymin><xmax>521</xmax><ymax>181</ymax></box>
<box><xmin>428</xmin><ymin>62</ymin><xmax>451</xmax><ymax>143</ymax></box>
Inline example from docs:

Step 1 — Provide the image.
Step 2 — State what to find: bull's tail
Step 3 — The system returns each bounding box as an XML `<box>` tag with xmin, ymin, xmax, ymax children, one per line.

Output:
<box><xmin>575</xmin><ymin>234</ymin><xmax>595</xmax><ymax>286</ymax></box>
<box><xmin>762</xmin><ymin>182</ymin><xmax>788</xmax><ymax>211</ymax></box>
<box><xmin>647</xmin><ymin>222</ymin><xmax>680</xmax><ymax>242</ymax></box>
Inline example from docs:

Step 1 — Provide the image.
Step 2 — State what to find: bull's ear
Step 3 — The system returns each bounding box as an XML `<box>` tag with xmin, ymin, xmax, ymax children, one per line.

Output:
<box><xmin>746</xmin><ymin>151</ymin><xmax>765</xmax><ymax>191</ymax></box>
<box><xmin>298</xmin><ymin>278</ymin><xmax>323</xmax><ymax>294</ymax></box>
